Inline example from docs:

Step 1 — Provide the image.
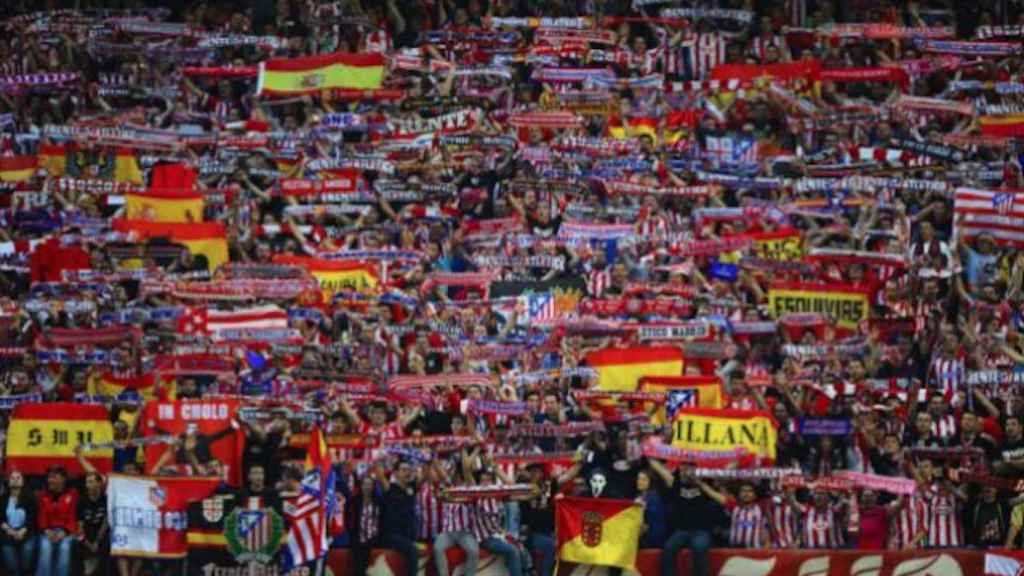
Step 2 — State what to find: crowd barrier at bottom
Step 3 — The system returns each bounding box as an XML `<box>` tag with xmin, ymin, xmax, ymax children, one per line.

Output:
<box><xmin>266</xmin><ymin>548</ymin><xmax>1024</xmax><ymax>576</ymax></box>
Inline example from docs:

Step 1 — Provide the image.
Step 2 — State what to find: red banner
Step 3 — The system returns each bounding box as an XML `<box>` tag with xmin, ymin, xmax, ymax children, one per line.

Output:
<box><xmin>140</xmin><ymin>400</ymin><xmax>244</xmax><ymax>486</ymax></box>
<box><xmin>711</xmin><ymin>60</ymin><xmax>822</xmax><ymax>83</ymax></box>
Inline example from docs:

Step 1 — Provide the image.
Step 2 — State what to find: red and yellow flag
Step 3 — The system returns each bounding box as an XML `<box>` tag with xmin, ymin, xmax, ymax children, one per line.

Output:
<box><xmin>745</xmin><ymin>228</ymin><xmax>804</xmax><ymax>261</ymax></box>
<box><xmin>640</xmin><ymin>375</ymin><xmax>724</xmax><ymax>424</ymax></box>
<box><xmin>274</xmin><ymin>255</ymin><xmax>379</xmax><ymax>297</ymax></box>
<box><xmin>585</xmin><ymin>347</ymin><xmax>684</xmax><ymax>392</ymax></box>
<box><xmin>671</xmin><ymin>407</ymin><xmax>777</xmax><ymax>462</ymax></box>
<box><xmin>87</xmin><ymin>371</ymin><xmax>161</xmax><ymax>401</ymax></box>
<box><xmin>114</xmin><ymin>147</ymin><xmax>144</xmax><ymax>184</ymax></box>
<box><xmin>275</xmin><ymin>155</ymin><xmax>303</xmax><ymax>179</ymax></box>
<box><xmin>556</xmin><ymin>497</ymin><xmax>643</xmax><ymax>570</ymax></box>
<box><xmin>608</xmin><ymin>116</ymin><xmax>658</xmax><ymax>144</ymax></box>
<box><xmin>981</xmin><ymin>114</ymin><xmax>1024</xmax><ymax>137</ymax></box>
<box><xmin>0</xmin><ymin>155</ymin><xmax>37</xmax><ymax>182</ymax></box>
<box><xmin>125</xmin><ymin>190</ymin><xmax>204</xmax><ymax>222</ymax></box>
<box><xmin>37</xmin><ymin>143</ymin><xmax>67</xmax><ymax>177</ymax></box>
<box><xmin>5</xmin><ymin>403</ymin><xmax>114</xmax><ymax>475</ymax></box>
<box><xmin>113</xmin><ymin>219</ymin><xmax>229</xmax><ymax>272</ymax></box>
<box><xmin>767</xmin><ymin>282</ymin><xmax>870</xmax><ymax>330</ymax></box>
<box><xmin>257</xmin><ymin>53</ymin><xmax>385</xmax><ymax>96</ymax></box>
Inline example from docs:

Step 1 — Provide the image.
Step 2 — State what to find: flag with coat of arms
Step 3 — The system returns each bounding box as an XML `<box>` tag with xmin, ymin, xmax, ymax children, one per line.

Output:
<box><xmin>280</xmin><ymin>427</ymin><xmax>341</xmax><ymax>570</ymax></box>
<box><xmin>703</xmin><ymin>135</ymin><xmax>759</xmax><ymax>168</ymax></box>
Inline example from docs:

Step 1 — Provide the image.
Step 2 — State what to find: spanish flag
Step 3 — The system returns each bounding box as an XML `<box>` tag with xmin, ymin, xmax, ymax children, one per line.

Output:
<box><xmin>640</xmin><ymin>375</ymin><xmax>724</xmax><ymax>424</ymax></box>
<box><xmin>5</xmin><ymin>403</ymin><xmax>114</xmax><ymax>475</ymax></box>
<box><xmin>113</xmin><ymin>219</ymin><xmax>229</xmax><ymax>272</ymax></box>
<box><xmin>125</xmin><ymin>190</ymin><xmax>204</xmax><ymax>222</ymax></box>
<box><xmin>980</xmin><ymin>115</ymin><xmax>1024</xmax><ymax>137</ymax></box>
<box><xmin>257</xmin><ymin>53</ymin><xmax>385</xmax><ymax>96</ymax></box>
<box><xmin>607</xmin><ymin>116</ymin><xmax>658</xmax><ymax>144</ymax></box>
<box><xmin>114</xmin><ymin>147</ymin><xmax>144</xmax><ymax>184</ymax></box>
<box><xmin>585</xmin><ymin>347</ymin><xmax>684</xmax><ymax>392</ymax></box>
<box><xmin>87</xmin><ymin>371</ymin><xmax>160</xmax><ymax>401</ymax></box>
<box><xmin>38</xmin><ymin>143</ymin><xmax>67</xmax><ymax>177</ymax></box>
<box><xmin>0</xmin><ymin>155</ymin><xmax>37</xmax><ymax>182</ymax></box>
<box><xmin>274</xmin><ymin>255</ymin><xmax>379</xmax><ymax>297</ymax></box>
<box><xmin>746</xmin><ymin>228</ymin><xmax>803</xmax><ymax>261</ymax></box>
<box><xmin>556</xmin><ymin>497</ymin><xmax>642</xmax><ymax>571</ymax></box>
<box><xmin>276</xmin><ymin>155</ymin><xmax>303</xmax><ymax>178</ymax></box>
<box><xmin>671</xmin><ymin>407</ymin><xmax>777</xmax><ymax>462</ymax></box>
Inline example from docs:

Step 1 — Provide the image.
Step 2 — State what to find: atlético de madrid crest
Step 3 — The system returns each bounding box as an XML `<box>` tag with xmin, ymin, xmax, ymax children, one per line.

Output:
<box><xmin>224</xmin><ymin>505</ymin><xmax>285</xmax><ymax>564</ymax></box>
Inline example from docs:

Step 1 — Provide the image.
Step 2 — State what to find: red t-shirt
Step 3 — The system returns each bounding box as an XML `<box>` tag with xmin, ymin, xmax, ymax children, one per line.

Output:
<box><xmin>857</xmin><ymin>506</ymin><xmax>889</xmax><ymax>550</ymax></box>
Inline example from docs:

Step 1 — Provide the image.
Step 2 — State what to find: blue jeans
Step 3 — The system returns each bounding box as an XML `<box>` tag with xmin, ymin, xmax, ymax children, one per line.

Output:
<box><xmin>35</xmin><ymin>533</ymin><xmax>72</xmax><ymax>576</ymax></box>
<box><xmin>2</xmin><ymin>535</ymin><xmax>36</xmax><ymax>576</ymax></box>
<box><xmin>434</xmin><ymin>531</ymin><xmax>479</xmax><ymax>576</ymax></box>
<box><xmin>505</xmin><ymin>502</ymin><xmax>521</xmax><ymax>538</ymax></box>
<box><xmin>379</xmin><ymin>533</ymin><xmax>419</xmax><ymax>576</ymax></box>
<box><xmin>481</xmin><ymin>536</ymin><xmax>522</xmax><ymax>576</ymax></box>
<box><xmin>527</xmin><ymin>533</ymin><xmax>555</xmax><ymax>576</ymax></box>
<box><xmin>661</xmin><ymin>529</ymin><xmax>712</xmax><ymax>576</ymax></box>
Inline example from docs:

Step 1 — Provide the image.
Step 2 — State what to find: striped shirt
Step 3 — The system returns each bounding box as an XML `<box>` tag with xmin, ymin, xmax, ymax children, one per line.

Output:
<box><xmin>930</xmin><ymin>414</ymin><xmax>958</xmax><ymax>440</ymax></box>
<box><xmin>769</xmin><ymin>499</ymin><xmax>801</xmax><ymax>548</ymax></box>
<box><xmin>417</xmin><ymin>482</ymin><xmax>442</xmax><ymax>540</ymax></box>
<box><xmin>679</xmin><ymin>33</ymin><xmax>727</xmax><ymax>80</ymax></box>
<box><xmin>472</xmin><ymin>497</ymin><xmax>505</xmax><ymax>541</ymax></box>
<box><xmin>359</xmin><ymin>498</ymin><xmax>380</xmax><ymax>544</ymax></box>
<box><xmin>374</xmin><ymin>326</ymin><xmax>402</xmax><ymax>375</ymax></box>
<box><xmin>587</xmin><ymin>269</ymin><xmax>611</xmax><ymax>298</ymax></box>
<box><xmin>748</xmin><ymin>35</ymin><xmax>786</xmax><ymax>62</ymax></box>
<box><xmin>927</xmin><ymin>493</ymin><xmax>962</xmax><ymax>548</ymax></box>
<box><xmin>894</xmin><ymin>494</ymin><xmax>929</xmax><ymax>549</ymax></box>
<box><xmin>728</xmin><ymin>501</ymin><xmax>768</xmax><ymax>548</ymax></box>
<box><xmin>802</xmin><ymin>505</ymin><xmax>843</xmax><ymax>548</ymax></box>
<box><xmin>930</xmin><ymin>354</ymin><xmax>965</xmax><ymax>396</ymax></box>
<box><xmin>441</xmin><ymin>497</ymin><xmax>476</xmax><ymax>534</ymax></box>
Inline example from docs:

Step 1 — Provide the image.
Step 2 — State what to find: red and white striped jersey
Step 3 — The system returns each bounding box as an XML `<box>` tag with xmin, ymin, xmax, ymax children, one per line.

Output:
<box><xmin>930</xmin><ymin>414</ymin><xmax>958</xmax><ymax>440</ymax></box>
<box><xmin>588</xmin><ymin>269</ymin><xmax>611</xmax><ymax>298</ymax></box>
<box><xmin>374</xmin><ymin>326</ymin><xmax>402</xmax><ymax>375</ymax></box>
<box><xmin>441</xmin><ymin>497</ymin><xmax>476</xmax><ymax>534</ymax></box>
<box><xmin>727</xmin><ymin>500</ymin><xmax>768</xmax><ymax>548</ymax></box>
<box><xmin>926</xmin><ymin>493</ymin><xmax>963</xmax><ymax>548</ymax></box>
<box><xmin>768</xmin><ymin>499</ymin><xmax>801</xmax><ymax>548</ymax></box>
<box><xmin>472</xmin><ymin>497</ymin><xmax>505</xmax><ymax>540</ymax></box>
<box><xmin>802</xmin><ymin>505</ymin><xmax>844</xmax><ymax>548</ymax></box>
<box><xmin>748</xmin><ymin>35</ymin><xmax>786</xmax><ymax>62</ymax></box>
<box><xmin>418</xmin><ymin>482</ymin><xmax>442</xmax><ymax>540</ymax></box>
<box><xmin>487</xmin><ymin>443</ymin><xmax>520</xmax><ymax>480</ymax></box>
<box><xmin>930</xmin><ymin>354</ymin><xmax>965</xmax><ymax>395</ymax></box>
<box><xmin>913</xmin><ymin>299</ymin><xmax>942</xmax><ymax>333</ymax></box>
<box><xmin>358</xmin><ymin>497</ymin><xmax>380</xmax><ymax>544</ymax></box>
<box><xmin>680</xmin><ymin>33</ymin><xmax>727</xmax><ymax>80</ymax></box>
<box><xmin>893</xmin><ymin>494</ymin><xmax>929</xmax><ymax>549</ymax></box>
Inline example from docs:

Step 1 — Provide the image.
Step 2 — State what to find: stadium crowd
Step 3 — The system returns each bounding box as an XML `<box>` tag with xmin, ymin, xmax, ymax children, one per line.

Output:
<box><xmin>4</xmin><ymin>0</ymin><xmax>1024</xmax><ymax>575</ymax></box>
